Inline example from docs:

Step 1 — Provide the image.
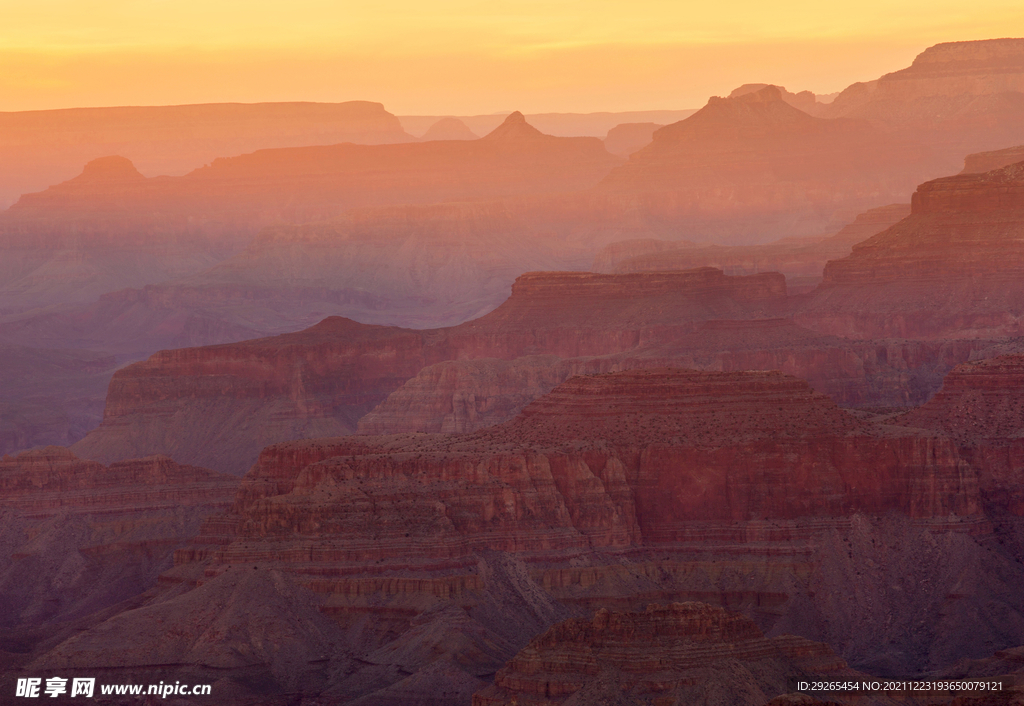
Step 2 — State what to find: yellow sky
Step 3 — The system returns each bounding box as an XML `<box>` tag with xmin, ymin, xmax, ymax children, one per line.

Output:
<box><xmin>3</xmin><ymin>0</ymin><xmax>1024</xmax><ymax>114</ymax></box>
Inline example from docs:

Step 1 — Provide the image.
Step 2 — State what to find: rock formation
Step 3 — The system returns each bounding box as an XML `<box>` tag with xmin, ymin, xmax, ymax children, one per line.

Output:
<box><xmin>0</xmin><ymin>100</ymin><xmax>415</xmax><ymax>209</ymax></box>
<box><xmin>596</xmin><ymin>85</ymin><xmax>939</xmax><ymax>241</ymax></box>
<box><xmin>962</xmin><ymin>145</ymin><xmax>1024</xmax><ymax>174</ymax></box>
<box><xmin>74</xmin><ymin>263</ymin><xmax>1010</xmax><ymax>472</ymax></box>
<box><xmin>822</xmin><ymin>39</ymin><xmax>1024</xmax><ymax>168</ymax></box>
<box><xmin>0</xmin><ymin>447</ymin><xmax>237</xmax><ymax>648</ymax></box>
<box><xmin>0</xmin><ymin>114</ymin><xmax>619</xmax><ymax>314</ymax></box>
<box><xmin>16</xmin><ymin>368</ymin><xmax>1024</xmax><ymax>703</ymax></box>
<box><xmin>71</xmin><ymin>316</ymin><xmax>438</xmax><ymax>474</ymax></box>
<box><xmin>473</xmin><ymin>602</ymin><xmax>855</xmax><ymax>706</ymax></box>
<box><xmin>729</xmin><ymin>83</ymin><xmax>825</xmax><ymax>115</ymax></box>
<box><xmin>801</xmin><ymin>160</ymin><xmax>1024</xmax><ymax>338</ymax></box>
<box><xmin>898</xmin><ymin>355</ymin><xmax>1024</xmax><ymax>523</ymax></box>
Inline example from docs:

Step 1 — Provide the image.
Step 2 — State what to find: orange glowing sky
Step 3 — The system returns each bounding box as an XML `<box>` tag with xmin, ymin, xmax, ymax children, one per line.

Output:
<box><xmin>3</xmin><ymin>0</ymin><xmax>1024</xmax><ymax>114</ymax></box>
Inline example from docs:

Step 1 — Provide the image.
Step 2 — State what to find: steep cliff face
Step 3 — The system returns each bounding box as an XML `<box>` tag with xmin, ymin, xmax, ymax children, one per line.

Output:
<box><xmin>23</xmin><ymin>369</ymin><xmax>1024</xmax><ymax>703</ymax></box>
<box><xmin>595</xmin><ymin>86</ymin><xmax>937</xmax><ymax>241</ymax></box>
<box><xmin>74</xmin><ymin>269</ymin><xmax>795</xmax><ymax>471</ymax></box>
<box><xmin>962</xmin><ymin>145</ymin><xmax>1024</xmax><ymax>174</ymax></box>
<box><xmin>822</xmin><ymin>39</ymin><xmax>1024</xmax><ymax>163</ymax></box>
<box><xmin>72</xmin><ymin>317</ymin><xmax>436</xmax><ymax>474</ymax></box>
<box><xmin>184</xmin><ymin>369</ymin><xmax>985</xmax><ymax>586</ymax></box>
<box><xmin>801</xmin><ymin>161</ymin><xmax>1024</xmax><ymax>338</ymax></box>
<box><xmin>827</xmin><ymin>39</ymin><xmax>1024</xmax><ymax>118</ymax></box>
<box><xmin>447</xmin><ymin>269</ymin><xmax>788</xmax><ymax>359</ymax></box>
<box><xmin>898</xmin><ymin>355</ymin><xmax>1024</xmax><ymax>518</ymax></box>
<box><xmin>473</xmin><ymin>602</ymin><xmax>854</xmax><ymax>706</ymax></box>
<box><xmin>0</xmin><ymin>447</ymin><xmax>237</xmax><ymax>640</ymax></box>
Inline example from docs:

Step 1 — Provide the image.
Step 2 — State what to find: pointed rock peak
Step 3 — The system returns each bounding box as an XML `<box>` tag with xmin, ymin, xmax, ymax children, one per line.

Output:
<box><xmin>77</xmin><ymin>155</ymin><xmax>145</xmax><ymax>183</ymax></box>
<box><xmin>481</xmin><ymin>111</ymin><xmax>546</xmax><ymax>141</ymax></box>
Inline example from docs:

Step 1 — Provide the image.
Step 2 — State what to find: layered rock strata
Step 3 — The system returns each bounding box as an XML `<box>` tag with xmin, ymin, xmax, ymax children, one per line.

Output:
<box><xmin>358</xmin><ymin>320</ymin><xmax>989</xmax><ymax>436</ymax></box>
<box><xmin>73</xmin><ymin>269</ymin><xmax>793</xmax><ymax>472</ymax></box>
<box><xmin>898</xmin><ymin>355</ymin><xmax>1024</xmax><ymax>522</ymax></box>
<box><xmin>801</xmin><ymin>160</ymin><xmax>1024</xmax><ymax>338</ymax></box>
<box><xmin>22</xmin><ymin>369</ymin><xmax>1024</xmax><ymax>704</ymax></box>
<box><xmin>473</xmin><ymin>602</ymin><xmax>855</xmax><ymax>706</ymax></box>
<box><xmin>0</xmin><ymin>447</ymin><xmax>238</xmax><ymax>643</ymax></box>
<box><xmin>822</xmin><ymin>39</ymin><xmax>1024</xmax><ymax>165</ymax></box>
<box><xmin>72</xmin><ymin>316</ymin><xmax>440</xmax><ymax>474</ymax></box>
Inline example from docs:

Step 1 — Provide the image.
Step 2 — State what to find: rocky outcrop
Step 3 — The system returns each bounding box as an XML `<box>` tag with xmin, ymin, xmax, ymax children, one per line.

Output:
<box><xmin>76</xmin><ymin>263</ymin><xmax>1009</xmax><ymax>472</ymax></box>
<box><xmin>898</xmin><ymin>355</ymin><xmax>1024</xmax><ymax>519</ymax></box>
<box><xmin>822</xmin><ymin>39</ymin><xmax>1024</xmax><ymax>170</ymax></box>
<box><xmin>962</xmin><ymin>145</ymin><xmax>1024</xmax><ymax>174</ymax></box>
<box><xmin>73</xmin><ymin>269</ymin><xmax>797</xmax><ymax>471</ymax></box>
<box><xmin>473</xmin><ymin>602</ymin><xmax>854</xmax><ymax>706</ymax></box>
<box><xmin>800</xmin><ymin>161</ymin><xmax>1024</xmax><ymax>338</ymax></box>
<box><xmin>21</xmin><ymin>369</ymin><xmax>1024</xmax><ymax>704</ymax></box>
<box><xmin>595</xmin><ymin>86</ymin><xmax>938</xmax><ymax>241</ymax></box>
<box><xmin>826</xmin><ymin>39</ymin><xmax>1024</xmax><ymax>120</ymax></box>
<box><xmin>72</xmin><ymin>317</ymin><xmax>438</xmax><ymax>474</ymax></box>
<box><xmin>0</xmin><ymin>447</ymin><xmax>237</xmax><ymax>639</ymax></box>
<box><xmin>444</xmin><ymin>269</ymin><xmax>788</xmax><ymax>359</ymax></box>
<box><xmin>182</xmin><ymin>368</ymin><xmax>985</xmax><ymax>585</ymax></box>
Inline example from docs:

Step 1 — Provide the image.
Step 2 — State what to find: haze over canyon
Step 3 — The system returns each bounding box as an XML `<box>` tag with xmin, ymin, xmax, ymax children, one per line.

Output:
<box><xmin>4</xmin><ymin>36</ymin><xmax>1024</xmax><ymax>706</ymax></box>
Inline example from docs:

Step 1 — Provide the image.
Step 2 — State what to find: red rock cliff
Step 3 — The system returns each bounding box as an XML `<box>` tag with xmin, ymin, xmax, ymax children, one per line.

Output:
<box><xmin>801</xmin><ymin>161</ymin><xmax>1024</xmax><ymax>338</ymax></box>
<box><xmin>473</xmin><ymin>602</ymin><xmax>853</xmax><ymax>706</ymax></box>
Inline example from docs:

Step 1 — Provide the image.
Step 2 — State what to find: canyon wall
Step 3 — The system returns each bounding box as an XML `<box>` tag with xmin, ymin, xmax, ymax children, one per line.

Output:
<box><xmin>0</xmin><ymin>447</ymin><xmax>237</xmax><ymax>651</ymax></box>
<box><xmin>800</xmin><ymin>160</ymin><xmax>1024</xmax><ymax>338</ymax></box>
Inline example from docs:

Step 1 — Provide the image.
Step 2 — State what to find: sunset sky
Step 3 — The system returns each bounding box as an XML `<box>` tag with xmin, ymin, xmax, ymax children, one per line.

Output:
<box><xmin>3</xmin><ymin>0</ymin><xmax>1024</xmax><ymax>114</ymax></box>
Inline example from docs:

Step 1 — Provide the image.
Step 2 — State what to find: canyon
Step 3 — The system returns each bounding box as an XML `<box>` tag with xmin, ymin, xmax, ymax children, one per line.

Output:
<box><xmin>14</xmin><ymin>367</ymin><xmax>1023</xmax><ymax>704</ymax></box>
<box><xmin>800</xmin><ymin>160</ymin><xmax>1024</xmax><ymax>339</ymax></box>
<box><xmin>473</xmin><ymin>602</ymin><xmax>856</xmax><ymax>706</ymax></box>
<box><xmin>0</xmin><ymin>447</ymin><xmax>237</xmax><ymax>664</ymax></box>
<box><xmin>6</xmin><ymin>36</ymin><xmax>1024</xmax><ymax>706</ymax></box>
